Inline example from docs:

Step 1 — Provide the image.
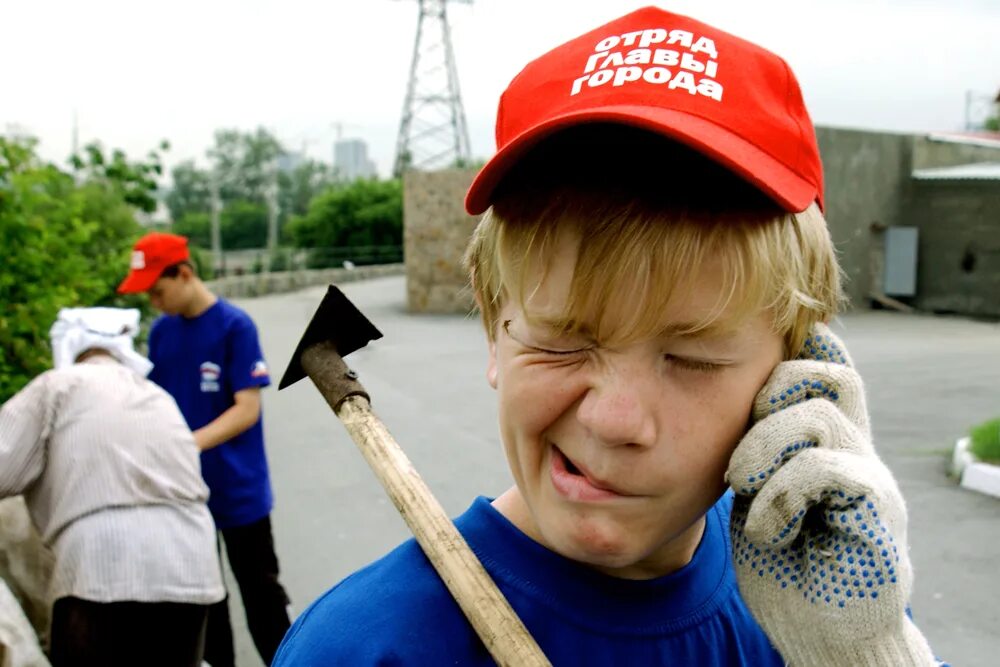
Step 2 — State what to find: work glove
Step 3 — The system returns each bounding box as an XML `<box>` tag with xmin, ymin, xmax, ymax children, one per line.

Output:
<box><xmin>728</xmin><ymin>323</ymin><xmax>939</xmax><ymax>666</ymax></box>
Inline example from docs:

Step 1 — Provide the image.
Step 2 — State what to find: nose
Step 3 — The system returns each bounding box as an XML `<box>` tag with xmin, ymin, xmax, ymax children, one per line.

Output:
<box><xmin>575</xmin><ymin>358</ymin><xmax>657</xmax><ymax>448</ymax></box>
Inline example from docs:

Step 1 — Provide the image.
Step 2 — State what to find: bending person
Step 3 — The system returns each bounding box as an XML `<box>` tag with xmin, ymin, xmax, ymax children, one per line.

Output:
<box><xmin>0</xmin><ymin>307</ymin><xmax>224</xmax><ymax>667</ymax></box>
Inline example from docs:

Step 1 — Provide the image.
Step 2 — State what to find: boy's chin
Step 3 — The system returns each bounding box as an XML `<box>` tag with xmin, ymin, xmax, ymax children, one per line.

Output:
<box><xmin>547</xmin><ymin>522</ymin><xmax>651</xmax><ymax>573</ymax></box>
<box><xmin>541</xmin><ymin>509</ymin><xmax>703</xmax><ymax>579</ymax></box>
<box><xmin>564</xmin><ymin>542</ymin><xmax>658</xmax><ymax>577</ymax></box>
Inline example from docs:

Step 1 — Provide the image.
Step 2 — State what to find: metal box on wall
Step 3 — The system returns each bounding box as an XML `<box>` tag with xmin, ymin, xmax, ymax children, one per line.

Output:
<box><xmin>883</xmin><ymin>226</ymin><xmax>919</xmax><ymax>297</ymax></box>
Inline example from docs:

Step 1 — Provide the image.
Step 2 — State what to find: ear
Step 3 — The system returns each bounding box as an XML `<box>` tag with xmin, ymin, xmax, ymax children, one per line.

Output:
<box><xmin>469</xmin><ymin>267</ymin><xmax>500</xmax><ymax>389</ymax></box>
<box><xmin>178</xmin><ymin>263</ymin><xmax>195</xmax><ymax>281</ymax></box>
<box><xmin>486</xmin><ymin>338</ymin><xmax>498</xmax><ymax>389</ymax></box>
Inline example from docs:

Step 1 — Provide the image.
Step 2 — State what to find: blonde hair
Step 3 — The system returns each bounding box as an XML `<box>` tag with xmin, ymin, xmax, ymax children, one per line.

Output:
<box><xmin>463</xmin><ymin>127</ymin><xmax>844</xmax><ymax>358</ymax></box>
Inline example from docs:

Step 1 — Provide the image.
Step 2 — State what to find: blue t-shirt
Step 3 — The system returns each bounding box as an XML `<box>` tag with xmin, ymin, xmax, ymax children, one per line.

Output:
<box><xmin>274</xmin><ymin>493</ymin><xmax>782</xmax><ymax>666</ymax></box>
<box><xmin>148</xmin><ymin>298</ymin><xmax>273</xmax><ymax>529</ymax></box>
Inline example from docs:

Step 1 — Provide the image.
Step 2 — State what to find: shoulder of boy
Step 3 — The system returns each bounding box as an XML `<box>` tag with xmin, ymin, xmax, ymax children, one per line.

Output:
<box><xmin>279</xmin><ymin>540</ymin><xmax>470</xmax><ymax>663</ymax></box>
<box><xmin>224</xmin><ymin>303</ymin><xmax>261</xmax><ymax>336</ymax></box>
<box><xmin>148</xmin><ymin>312</ymin><xmax>167</xmax><ymax>335</ymax></box>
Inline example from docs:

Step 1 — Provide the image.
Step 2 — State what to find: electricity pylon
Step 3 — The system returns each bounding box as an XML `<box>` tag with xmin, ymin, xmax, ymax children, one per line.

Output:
<box><xmin>393</xmin><ymin>0</ymin><xmax>472</xmax><ymax>176</ymax></box>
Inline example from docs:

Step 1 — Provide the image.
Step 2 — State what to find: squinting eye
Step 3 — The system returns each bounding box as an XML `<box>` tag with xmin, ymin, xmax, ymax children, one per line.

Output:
<box><xmin>665</xmin><ymin>354</ymin><xmax>726</xmax><ymax>373</ymax></box>
<box><xmin>531</xmin><ymin>345</ymin><xmax>589</xmax><ymax>357</ymax></box>
<box><xmin>502</xmin><ymin>320</ymin><xmax>591</xmax><ymax>356</ymax></box>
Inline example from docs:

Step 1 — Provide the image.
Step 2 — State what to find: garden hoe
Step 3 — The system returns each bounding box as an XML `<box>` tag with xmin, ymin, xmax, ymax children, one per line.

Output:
<box><xmin>279</xmin><ymin>285</ymin><xmax>550</xmax><ymax>667</ymax></box>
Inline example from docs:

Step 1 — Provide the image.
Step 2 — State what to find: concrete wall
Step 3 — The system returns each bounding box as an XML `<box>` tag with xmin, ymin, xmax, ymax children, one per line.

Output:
<box><xmin>403</xmin><ymin>169</ymin><xmax>477</xmax><ymax>314</ymax></box>
<box><xmin>913</xmin><ymin>135</ymin><xmax>1000</xmax><ymax>170</ymax></box>
<box><xmin>402</xmin><ymin>129</ymin><xmax>916</xmax><ymax>314</ymax></box>
<box><xmin>399</xmin><ymin>129</ymin><xmax>1000</xmax><ymax>319</ymax></box>
<box><xmin>906</xmin><ymin>180</ymin><xmax>1000</xmax><ymax>317</ymax></box>
<box><xmin>815</xmin><ymin>127</ymin><xmax>914</xmax><ymax>308</ymax></box>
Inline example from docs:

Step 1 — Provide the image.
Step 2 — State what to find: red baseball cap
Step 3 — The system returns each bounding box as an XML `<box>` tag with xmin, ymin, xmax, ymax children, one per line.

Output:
<box><xmin>117</xmin><ymin>232</ymin><xmax>191</xmax><ymax>294</ymax></box>
<box><xmin>465</xmin><ymin>6</ymin><xmax>823</xmax><ymax>215</ymax></box>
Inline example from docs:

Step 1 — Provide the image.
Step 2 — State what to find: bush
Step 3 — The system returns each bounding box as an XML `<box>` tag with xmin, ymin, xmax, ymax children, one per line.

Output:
<box><xmin>286</xmin><ymin>178</ymin><xmax>402</xmax><ymax>250</ymax></box>
<box><xmin>172</xmin><ymin>211</ymin><xmax>211</xmax><ymax>248</ymax></box>
<box><xmin>0</xmin><ymin>136</ymin><xmax>157</xmax><ymax>403</ymax></box>
<box><xmin>970</xmin><ymin>417</ymin><xmax>1000</xmax><ymax>463</ymax></box>
<box><xmin>188</xmin><ymin>245</ymin><xmax>212</xmax><ymax>279</ymax></box>
<box><xmin>250</xmin><ymin>253</ymin><xmax>265</xmax><ymax>274</ymax></box>
<box><xmin>269</xmin><ymin>248</ymin><xmax>292</xmax><ymax>272</ymax></box>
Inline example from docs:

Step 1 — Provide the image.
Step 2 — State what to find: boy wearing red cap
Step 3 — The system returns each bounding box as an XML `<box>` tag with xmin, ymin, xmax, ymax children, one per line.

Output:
<box><xmin>275</xmin><ymin>7</ymin><xmax>941</xmax><ymax>665</ymax></box>
<box><xmin>118</xmin><ymin>233</ymin><xmax>291</xmax><ymax>667</ymax></box>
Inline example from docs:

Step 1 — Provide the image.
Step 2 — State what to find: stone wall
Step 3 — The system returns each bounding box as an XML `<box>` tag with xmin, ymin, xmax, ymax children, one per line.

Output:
<box><xmin>403</xmin><ymin>169</ymin><xmax>477</xmax><ymax>314</ymax></box>
<box><xmin>0</xmin><ymin>496</ymin><xmax>53</xmax><ymax>662</ymax></box>
<box><xmin>206</xmin><ymin>263</ymin><xmax>404</xmax><ymax>299</ymax></box>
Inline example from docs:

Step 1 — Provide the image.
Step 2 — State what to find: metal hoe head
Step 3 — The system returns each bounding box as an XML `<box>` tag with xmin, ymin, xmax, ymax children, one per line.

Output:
<box><xmin>278</xmin><ymin>285</ymin><xmax>383</xmax><ymax>390</ymax></box>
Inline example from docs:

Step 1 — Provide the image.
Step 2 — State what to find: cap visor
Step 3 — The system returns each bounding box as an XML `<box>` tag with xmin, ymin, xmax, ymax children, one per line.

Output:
<box><xmin>116</xmin><ymin>269</ymin><xmax>158</xmax><ymax>294</ymax></box>
<box><xmin>465</xmin><ymin>106</ymin><xmax>818</xmax><ymax>215</ymax></box>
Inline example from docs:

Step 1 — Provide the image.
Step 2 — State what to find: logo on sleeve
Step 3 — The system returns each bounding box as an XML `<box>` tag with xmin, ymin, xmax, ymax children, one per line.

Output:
<box><xmin>200</xmin><ymin>361</ymin><xmax>221</xmax><ymax>393</ymax></box>
<box><xmin>250</xmin><ymin>360</ymin><xmax>269</xmax><ymax>379</ymax></box>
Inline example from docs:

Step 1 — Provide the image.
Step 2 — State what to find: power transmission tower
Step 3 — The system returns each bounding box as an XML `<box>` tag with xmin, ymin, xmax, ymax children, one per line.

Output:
<box><xmin>394</xmin><ymin>0</ymin><xmax>472</xmax><ymax>176</ymax></box>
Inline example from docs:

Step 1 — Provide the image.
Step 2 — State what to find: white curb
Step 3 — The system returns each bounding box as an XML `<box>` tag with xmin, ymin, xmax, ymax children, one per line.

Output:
<box><xmin>951</xmin><ymin>437</ymin><xmax>974</xmax><ymax>478</ymax></box>
<box><xmin>953</xmin><ymin>436</ymin><xmax>1000</xmax><ymax>499</ymax></box>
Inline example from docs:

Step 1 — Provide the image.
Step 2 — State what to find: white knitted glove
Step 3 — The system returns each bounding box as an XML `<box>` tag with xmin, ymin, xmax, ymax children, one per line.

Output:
<box><xmin>728</xmin><ymin>324</ymin><xmax>939</xmax><ymax>667</ymax></box>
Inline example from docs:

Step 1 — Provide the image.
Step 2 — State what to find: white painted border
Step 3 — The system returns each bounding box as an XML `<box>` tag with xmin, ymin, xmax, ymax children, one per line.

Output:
<box><xmin>951</xmin><ymin>437</ymin><xmax>974</xmax><ymax>478</ymax></box>
<box><xmin>953</xmin><ymin>436</ymin><xmax>1000</xmax><ymax>499</ymax></box>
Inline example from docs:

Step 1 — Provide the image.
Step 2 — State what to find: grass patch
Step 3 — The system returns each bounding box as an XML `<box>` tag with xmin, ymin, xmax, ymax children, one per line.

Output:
<box><xmin>970</xmin><ymin>417</ymin><xmax>1000</xmax><ymax>463</ymax></box>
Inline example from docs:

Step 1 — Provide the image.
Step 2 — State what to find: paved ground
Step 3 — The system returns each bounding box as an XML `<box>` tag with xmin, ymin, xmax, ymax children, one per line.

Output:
<box><xmin>225</xmin><ymin>275</ymin><xmax>1000</xmax><ymax>666</ymax></box>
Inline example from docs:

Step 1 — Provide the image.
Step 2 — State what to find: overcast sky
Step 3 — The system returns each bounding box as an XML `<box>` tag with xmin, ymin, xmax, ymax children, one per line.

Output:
<box><xmin>3</xmin><ymin>0</ymin><xmax>998</xmax><ymax>181</ymax></box>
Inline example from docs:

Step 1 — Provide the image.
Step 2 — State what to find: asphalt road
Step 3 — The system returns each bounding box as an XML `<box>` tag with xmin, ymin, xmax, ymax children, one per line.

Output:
<box><xmin>224</xmin><ymin>275</ymin><xmax>999</xmax><ymax>666</ymax></box>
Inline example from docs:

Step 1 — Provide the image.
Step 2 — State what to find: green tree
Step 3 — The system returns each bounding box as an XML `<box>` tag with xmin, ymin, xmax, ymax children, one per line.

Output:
<box><xmin>221</xmin><ymin>200</ymin><xmax>268</xmax><ymax>249</ymax></box>
<box><xmin>70</xmin><ymin>140</ymin><xmax>168</xmax><ymax>214</ymax></box>
<box><xmin>286</xmin><ymin>178</ymin><xmax>402</xmax><ymax>250</ymax></box>
<box><xmin>172</xmin><ymin>211</ymin><xmax>211</xmax><ymax>248</ymax></box>
<box><xmin>210</xmin><ymin>127</ymin><xmax>284</xmax><ymax>204</ymax></box>
<box><xmin>166</xmin><ymin>130</ymin><xmax>332</xmax><ymax>252</ymax></box>
<box><xmin>166</xmin><ymin>160</ymin><xmax>211</xmax><ymax>221</ymax></box>
<box><xmin>279</xmin><ymin>159</ymin><xmax>334</xmax><ymax>225</ymax></box>
<box><xmin>1</xmin><ymin>136</ymin><xmax>160</xmax><ymax>403</ymax></box>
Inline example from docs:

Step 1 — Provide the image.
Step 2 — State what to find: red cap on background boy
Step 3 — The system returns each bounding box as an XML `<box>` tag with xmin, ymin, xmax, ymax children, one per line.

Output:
<box><xmin>465</xmin><ymin>5</ymin><xmax>823</xmax><ymax>215</ymax></box>
<box><xmin>117</xmin><ymin>232</ymin><xmax>190</xmax><ymax>294</ymax></box>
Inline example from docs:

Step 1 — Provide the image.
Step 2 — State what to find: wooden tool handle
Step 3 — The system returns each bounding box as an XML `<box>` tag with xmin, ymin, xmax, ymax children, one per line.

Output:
<box><xmin>301</xmin><ymin>345</ymin><xmax>551</xmax><ymax>666</ymax></box>
<box><xmin>336</xmin><ymin>398</ymin><xmax>550</xmax><ymax>666</ymax></box>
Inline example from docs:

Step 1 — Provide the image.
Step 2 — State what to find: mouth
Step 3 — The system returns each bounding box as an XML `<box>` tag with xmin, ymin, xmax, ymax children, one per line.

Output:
<box><xmin>549</xmin><ymin>445</ymin><xmax>631</xmax><ymax>501</ymax></box>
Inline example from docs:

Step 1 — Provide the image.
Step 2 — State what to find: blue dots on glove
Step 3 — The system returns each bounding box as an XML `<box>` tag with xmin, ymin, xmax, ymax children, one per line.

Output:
<box><xmin>799</xmin><ymin>333</ymin><xmax>849</xmax><ymax>365</ymax></box>
<box><xmin>765</xmin><ymin>378</ymin><xmax>841</xmax><ymax>416</ymax></box>
<box><xmin>732</xmin><ymin>494</ymin><xmax>901</xmax><ymax>609</ymax></box>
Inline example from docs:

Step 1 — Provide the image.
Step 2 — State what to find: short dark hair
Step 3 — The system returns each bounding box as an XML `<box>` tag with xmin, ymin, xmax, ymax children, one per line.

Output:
<box><xmin>159</xmin><ymin>260</ymin><xmax>195</xmax><ymax>280</ymax></box>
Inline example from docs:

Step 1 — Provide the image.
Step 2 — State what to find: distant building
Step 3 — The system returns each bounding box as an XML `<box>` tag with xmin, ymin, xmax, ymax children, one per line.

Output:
<box><xmin>333</xmin><ymin>139</ymin><xmax>377</xmax><ymax>181</ymax></box>
<box><xmin>276</xmin><ymin>151</ymin><xmax>304</xmax><ymax>174</ymax></box>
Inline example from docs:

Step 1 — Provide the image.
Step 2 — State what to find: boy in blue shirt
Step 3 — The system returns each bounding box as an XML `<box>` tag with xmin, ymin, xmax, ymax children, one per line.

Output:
<box><xmin>119</xmin><ymin>232</ymin><xmax>290</xmax><ymax>667</ymax></box>
<box><xmin>275</xmin><ymin>6</ymin><xmax>941</xmax><ymax>665</ymax></box>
